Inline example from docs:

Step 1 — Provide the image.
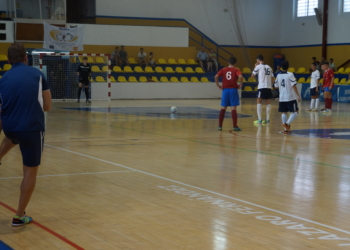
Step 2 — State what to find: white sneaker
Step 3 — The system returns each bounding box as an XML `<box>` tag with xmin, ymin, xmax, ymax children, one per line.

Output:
<box><xmin>322</xmin><ymin>109</ymin><xmax>329</xmax><ymax>113</ymax></box>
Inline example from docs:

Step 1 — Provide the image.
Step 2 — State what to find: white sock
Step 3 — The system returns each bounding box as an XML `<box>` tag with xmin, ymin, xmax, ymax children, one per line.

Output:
<box><xmin>266</xmin><ymin>104</ymin><xmax>271</xmax><ymax>120</ymax></box>
<box><xmin>287</xmin><ymin>112</ymin><xmax>298</xmax><ymax>125</ymax></box>
<box><xmin>315</xmin><ymin>99</ymin><xmax>319</xmax><ymax>110</ymax></box>
<box><xmin>310</xmin><ymin>99</ymin><xmax>315</xmax><ymax>109</ymax></box>
<box><xmin>282</xmin><ymin>114</ymin><xmax>287</xmax><ymax>124</ymax></box>
<box><xmin>257</xmin><ymin>104</ymin><xmax>262</xmax><ymax>121</ymax></box>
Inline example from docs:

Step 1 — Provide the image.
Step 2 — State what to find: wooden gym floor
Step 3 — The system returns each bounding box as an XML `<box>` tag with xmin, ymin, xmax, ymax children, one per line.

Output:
<box><xmin>1</xmin><ymin>98</ymin><xmax>350</xmax><ymax>250</ymax></box>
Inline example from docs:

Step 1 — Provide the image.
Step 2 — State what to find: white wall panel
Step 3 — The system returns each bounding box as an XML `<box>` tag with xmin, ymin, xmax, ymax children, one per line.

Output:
<box><xmin>0</xmin><ymin>21</ymin><xmax>14</xmax><ymax>43</ymax></box>
<box><xmin>75</xmin><ymin>24</ymin><xmax>188</xmax><ymax>47</ymax></box>
<box><xmin>96</xmin><ymin>0</ymin><xmax>282</xmax><ymax>46</ymax></box>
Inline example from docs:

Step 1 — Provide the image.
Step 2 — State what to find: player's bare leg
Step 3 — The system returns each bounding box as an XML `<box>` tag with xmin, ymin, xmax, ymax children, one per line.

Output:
<box><xmin>12</xmin><ymin>165</ymin><xmax>38</xmax><ymax>226</ymax></box>
<box><xmin>218</xmin><ymin>106</ymin><xmax>227</xmax><ymax>130</ymax></box>
<box><xmin>0</xmin><ymin>136</ymin><xmax>17</xmax><ymax>164</ymax></box>
<box><xmin>77</xmin><ymin>82</ymin><xmax>83</xmax><ymax>102</ymax></box>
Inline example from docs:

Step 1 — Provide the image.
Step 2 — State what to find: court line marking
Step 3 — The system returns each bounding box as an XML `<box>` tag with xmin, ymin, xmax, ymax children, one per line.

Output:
<box><xmin>0</xmin><ymin>201</ymin><xmax>84</xmax><ymax>250</ymax></box>
<box><xmin>0</xmin><ymin>170</ymin><xmax>134</xmax><ymax>180</ymax></box>
<box><xmin>49</xmin><ymin>114</ymin><xmax>347</xmax><ymax>169</ymax></box>
<box><xmin>45</xmin><ymin>143</ymin><xmax>350</xmax><ymax>236</ymax></box>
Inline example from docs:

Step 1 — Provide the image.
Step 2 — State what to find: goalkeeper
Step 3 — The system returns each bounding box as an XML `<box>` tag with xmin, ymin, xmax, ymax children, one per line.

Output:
<box><xmin>76</xmin><ymin>57</ymin><xmax>91</xmax><ymax>103</ymax></box>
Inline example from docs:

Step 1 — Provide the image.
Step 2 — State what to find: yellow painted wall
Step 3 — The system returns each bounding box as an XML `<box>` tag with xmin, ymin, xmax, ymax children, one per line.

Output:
<box><xmin>0</xmin><ymin>43</ymin><xmax>198</xmax><ymax>61</ymax></box>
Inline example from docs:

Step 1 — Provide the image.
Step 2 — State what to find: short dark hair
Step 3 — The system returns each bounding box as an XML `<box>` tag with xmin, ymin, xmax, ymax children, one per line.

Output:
<box><xmin>312</xmin><ymin>57</ymin><xmax>316</xmax><ymax>60</ymax></box>
<box><xmin>330</xmin><ymin>58</ymin><xmax>333</xmax><ymax>61</ymax></box>
<box><xmin>115</xmin><ymin>47</ymin><xmax>119</xmax><ymax>49</ymax></box>
<box><xmin>322</xmin><ymin>61</ymin><xmax>329</xmax><ymax>65</ymax></box>
<box><xmin>8</xmin><ymin>43</ymin><xmax>26</xmax><ymax>64</ymax></box>
<box><xmin>140</xmin><ymin>48</ymin><xmax>143</xmax><ymax>50</ymax></box>
<box><xmin>229</xmin><ymin>57</ymin><xmax>237</xmax><ymax>65</ymax></box>
<box><xmin>121</xmin><ymin>45</ymin><xmax>125</xmax><ymax>47</ymax></box>
<box><xmin>281</xmin><ymin>60</ymin><xmax>289</xmax><ymax>70</ymax></box>
<box><xmin>83</xmin><ymin>57</ymin><xmax>88</xmax><ymax>60</ymax></box>
<box><xmin>150</xmin><ymin>52</ymin><xmax>153</xmax><ymax>55</ymax></box>
<box><xmin>256</xmin><ymin>55</ymin><xmax>264</xmax><ymax>61</ymax></box>
<box><xmin>311</xmin><ymin>62</ymin><xmax>317</xmax><ymax>67</ymax></box>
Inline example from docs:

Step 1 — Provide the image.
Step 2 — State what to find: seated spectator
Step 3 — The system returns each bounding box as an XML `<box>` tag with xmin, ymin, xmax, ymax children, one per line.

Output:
<box><xmin>149</xmin><ymin>52</ymin><xmax>156</xmax><ymax>69</ymax></box>
<box><xmin>329</xmin><ymin>58</ymin><xmax>335</xmax><ymax>71</ymax></box>
<box><xmin>147</xmin><ymin>76</ymin><xmax>155</xmax><ymax>82</ymax></box>
<box><xmin>111</xmin><ymin>47</ymin><xmax>120</xmax><ymax>66</ymax></box>
<box><xmin>207</xmin><ymin>48</ymin><xmax>218</xmax><ymax>72</ymax></box>
<box><xmin>138</xmin><ymin>48</ymin><xmax>148</xmax><ymax>66</ymax></box>
<box><xmin>196</xmin><ymin>47</ymin><xmax>208</xmax><ymax>72</ymax></box>
<box><xmin>118</xmin><ymin>45</ymin><xmax>129</xmax><ymax>66</ymax></box>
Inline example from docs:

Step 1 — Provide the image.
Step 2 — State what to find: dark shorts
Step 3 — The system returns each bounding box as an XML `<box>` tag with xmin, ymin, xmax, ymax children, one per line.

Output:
<box><xmin>310</xmin><ymin>87</ymin><xmax>319</xmax><ymax>96</ymax></box>
<box><xmin>221</xmin><ymin>88</ymin><xmax>240</xmax><ymax>107</ymax></box>
<box><xmin>80</xmin><ymin>78</ymin><xmax>90</xmax><ymax>86</ymax></box>
<box><xmin>4</xmin><ymin>131</ymin><xmax>44</xmax><ymax>167</ymax></box>
<box><xmin>279</xmin><ymin>100</ymin><xmax>299</xmax><ymax>113</ymax></box>
<box><xmin>257</xmin><ymin>88</ymin><xmax>273</xmax><ymax>99</ymax></box>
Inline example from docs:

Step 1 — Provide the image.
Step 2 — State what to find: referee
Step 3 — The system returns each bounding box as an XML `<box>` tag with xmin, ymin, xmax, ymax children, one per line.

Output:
<box><xmin>0</xmin><ymin>43</ymin><xmax>52</xmax><ymax>226</ymax></box>
<box><xmin>76</xmin><ymin>57</ymin><xmax>91</xmax><ymax>103</ymax></box>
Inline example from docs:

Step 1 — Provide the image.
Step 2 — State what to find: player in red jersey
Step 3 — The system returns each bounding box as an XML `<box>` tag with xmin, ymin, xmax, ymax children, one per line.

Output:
<box><xmin>215</xmin><ymin>57</ymin><xmax>244</xmax><ymax>131</ymax></box>
<box><xmin>321</xmin><ymin>62</ymin><xmax>334</xmax><ymax>112</ymax></box>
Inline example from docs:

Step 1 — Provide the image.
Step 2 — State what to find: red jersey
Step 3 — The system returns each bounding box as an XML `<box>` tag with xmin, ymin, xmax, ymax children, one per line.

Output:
<box><xmin>323</xmin><ymin>69</ymin><xmax>334</xmax><ymax>87</ymax></box>
<box><xmin>217</xmin><ymin>67</ymin><xmax>242</xmax><ymax>89</ymax></box>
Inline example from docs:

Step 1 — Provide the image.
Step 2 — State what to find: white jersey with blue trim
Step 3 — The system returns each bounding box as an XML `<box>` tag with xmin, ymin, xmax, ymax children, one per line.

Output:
<box><xmin>252</xmin><ymin>64</ymin><xmax>274</xmax><ymax>89</ymax></box>
<box><xmin>274</xmin><ymin>71</ymin><xmax>297</xmax><ymax>102</ymax></box>
<box><xmin>310</xmin><ymin>70</ymin><xmax>320</xmax><ymax>88</ymax></box>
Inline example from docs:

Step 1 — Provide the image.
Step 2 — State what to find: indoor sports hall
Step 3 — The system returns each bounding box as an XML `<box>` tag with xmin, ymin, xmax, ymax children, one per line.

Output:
<box><xmin>1</xmin><ymin>0</ymin><xmax>350</xmax><ymax>249</ymax></box>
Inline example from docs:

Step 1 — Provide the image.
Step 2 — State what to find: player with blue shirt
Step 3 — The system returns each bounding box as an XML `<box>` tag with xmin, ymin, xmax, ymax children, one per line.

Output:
<box><xmin>0</xmin><ymin>43</ymin><xmax>52</xmax><ymax>226</ymax></box>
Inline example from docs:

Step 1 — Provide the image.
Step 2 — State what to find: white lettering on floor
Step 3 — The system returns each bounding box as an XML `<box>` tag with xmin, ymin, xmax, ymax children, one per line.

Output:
<box><xmin>158</xmin><ymin>185</ymin><xmax>350</xmax><ymax>247</ymax></box>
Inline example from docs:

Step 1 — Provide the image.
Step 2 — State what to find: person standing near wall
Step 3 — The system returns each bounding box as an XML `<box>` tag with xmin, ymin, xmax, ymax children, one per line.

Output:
<box><xmin>0</xmin><ymin>43</ymin><xmax>52</xmax><ymax>226</ymax></box>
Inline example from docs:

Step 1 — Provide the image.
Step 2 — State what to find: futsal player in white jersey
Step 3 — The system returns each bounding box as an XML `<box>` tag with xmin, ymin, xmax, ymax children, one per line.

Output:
<box><xmin>251</xmin><ymin>55</ymin><xmax>275</xmax><ymax>124</ymax></box>
<box><xmin>274</xmin><ymin>60</ymin><xmax>301</xmax><ymax>134</ymax></box>
<box><xmin>306</xmin><ymin>62</ymin><xmax>320</xmax><ymax>112</ymax></box>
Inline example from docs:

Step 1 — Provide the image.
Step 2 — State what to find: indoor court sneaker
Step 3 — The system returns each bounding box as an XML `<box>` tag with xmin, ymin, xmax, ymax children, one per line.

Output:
<box><xmin>322</xmin><ymin>109</ymin><xmax>329</xmax><ymax>113</ymax></box>
<box><xmin>282</xmin><ymin>130</ymin><xmax>291</xmax><ymax>135</ymax></box>
<box><xmin>254</xmin><ymin>120</ymin><xmax>262</xmax><ymax>124</ymax></box>
<box><xmin>262</xmin><ymin>120</ymin><xmax>270</xmax><ymax>124</ymax></box>
<box><xmin>306</xmin><ymin>109</ymin><xmax>312</xmax><ymax>111</ymax></box>
<box><xmin>12</xmin><ymin>215</ymin><xmax>32</xmax><ymax>227</ymax></box>
<box><xmin>218</xmin><ymin>127</ymin><xmax>222</xmax><ymax>131</ymax></box>
<box><xmin>283</xmin><ymin>123</ymin><xmax>291</xmax><ymax>132</ymax></box>
<box><xmin>320</xmin><ymin>108</ymin><xmax>326</xmax><ymax>111</ymax></box>
<box><xmin>233</xmin><ymin>127</ymin><xmax>242</xmax><ymax>131</ymax></box>
<box><xmin>86</xmin><ymin>100</ymin><xmax>91</xmax><ymax>103</ymax></box>
<box><xmin>311</xmin><ymin>109</ymin><xmax>318</xmax><ymax>112</ymax></box>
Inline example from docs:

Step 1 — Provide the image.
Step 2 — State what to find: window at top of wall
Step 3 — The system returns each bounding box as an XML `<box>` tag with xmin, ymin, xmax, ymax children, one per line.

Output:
<box><xmin>344</xmin><ymin>0</ymin><xmax>350</xmax><ymax>12</ymax></box>
<box><xmin>297</xmin><ymin>0</ymin><xmax>318</xmax><ymax>17</ymax></box>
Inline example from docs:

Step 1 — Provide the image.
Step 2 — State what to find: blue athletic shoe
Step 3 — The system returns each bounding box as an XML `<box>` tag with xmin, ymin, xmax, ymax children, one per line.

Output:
<box><xmin>218</xmin><ymin>127</ymin><xmax>222</xmax><ymax>131</ymax></box>
<box><xmin>233</xmin><ymin>127</ymin><xmax>242</xmax><ymax>131</ymax></box>
<box><xmin>262</xmin><ymin>120</ymin><xmax>270</xmax><ymax>124</ymax></box>
<box><xmin>254</xmin><ymin>120</ymin><xmax>262</xmax><ymax>124</ymax></box>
